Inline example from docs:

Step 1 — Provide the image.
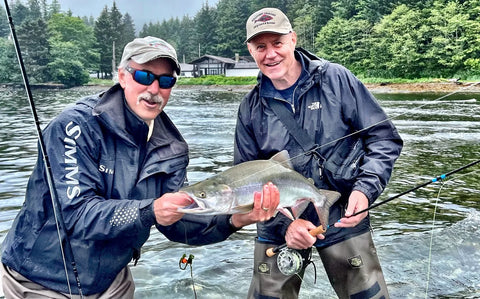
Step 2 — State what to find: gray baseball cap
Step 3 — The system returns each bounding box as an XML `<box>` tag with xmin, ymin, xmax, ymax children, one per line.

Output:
<box><xmin>245</xmin><ymin>8</ymin><xmax>292</xmax><ymax>43</ymax></box>
<box><xmin>120</xmin><ymin>36</ymin><xmax>180</xmax><ymax>74</ymax></box>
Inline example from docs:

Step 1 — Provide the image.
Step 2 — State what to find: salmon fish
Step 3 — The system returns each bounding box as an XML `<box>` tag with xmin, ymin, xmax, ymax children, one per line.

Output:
<box><xmin>178</xmin><ymin>151</ymin><xmax>340</xmax><ymax>229</ymax></box>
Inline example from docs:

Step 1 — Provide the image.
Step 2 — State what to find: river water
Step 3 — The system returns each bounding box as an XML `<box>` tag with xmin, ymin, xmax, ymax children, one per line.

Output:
<box><xmin>0</xmin><ymin>86</ymin><xmax>479</xmax><ymax>298</ymax></box>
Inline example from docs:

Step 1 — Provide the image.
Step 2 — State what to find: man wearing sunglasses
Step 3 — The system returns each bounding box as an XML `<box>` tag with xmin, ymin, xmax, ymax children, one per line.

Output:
<box><xmin>1</xmin><ymin>36</ymin><xmax>279</xmax><ymax>298</ymax></box>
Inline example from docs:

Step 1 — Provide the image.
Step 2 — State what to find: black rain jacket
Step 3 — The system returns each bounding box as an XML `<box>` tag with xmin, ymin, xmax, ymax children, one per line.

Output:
<box><xmin>2</xmin><ymin>84</ymin><xmax>235</xmax><ymax>295</ymax></box>
<box><xmin>233</xmin><ymin>49</ymin><xmax>403</xmax><ymax>247</ymax></box>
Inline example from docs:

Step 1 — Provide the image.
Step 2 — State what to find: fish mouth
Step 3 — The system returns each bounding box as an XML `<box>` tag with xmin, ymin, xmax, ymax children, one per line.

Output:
<box><xmin>177</xmin><ymin>205</ymin><xmax>216</xmax><ymax>215</ymax></box>
<box><xmin>178</xmin><ymin>201</ymin><xmax>201</xmax><ymax>212</ymax></box>
<box><xmin>177</xmin><ymin>193</ymin><xmax>213</xmax><ymax>214</ymax></box>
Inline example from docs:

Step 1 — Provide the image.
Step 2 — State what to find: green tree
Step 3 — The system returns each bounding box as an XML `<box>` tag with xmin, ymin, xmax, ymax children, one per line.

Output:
<box><xmin>17</xmin><ymin>18</ymin><xmax>50</xmax><ymax>82</ymax></box>
<box><xmin>369</xmin><ymin>5</ymin><xmax>429</xmax><ymax>78</ymax></box>
<box><xmin>110</xmin><ymin>2</ymin><xmax>124</xmax><ymax>70</ymax></box>
<box><xmin>27</xmin><ymin>0</ymin><xmax>42</xmax><ymax>21</ymax></box>
<box><xmin>121</xmin><ymin>13</ymin><xmax>136</xmax><ymax>45</ymax></box>
<box><xmin>176</xmin><ymin>15</ymin><xmax>198</xmax><ymax>63</ymax></box>
<box><xmin>425</xmin><ymin>1</ymin><xmax>469</xmax><ymax>77</ymax></box>
<box><xmin>316</xmin><ymin>17</ymin><xmax>372</xmax><ymax>74</ymax></box>
<box><xmin>463</xmin><ymin>0</ymin><xmax>480</xmax><ymax>75</ymax></box>
<box><xmin>0</xmin><ymin>38</ymin><xmax>22</xmax><ymax>83</ymax></box>
<box><xmin>332</xmin><ymin>0</ymin><xmax>359</xmax><ymax>19</ymax></box>
<box><xmin>11</xmin><ymin>1</ymin><xmax>30</xmax><ymax>26</ymax></box>
<box><xmin>356</xmin><ymin>0</ymin><xmax>395</xmax><ymax>23</ymax></box>
<box><xmin>94</xmin><ymin>6</ymin><xmax>113</xmax><ymax>78</ymax></box>
<box><xmin>0</xmin><ymin>4</ymin><xmax>10</xmax><ymax>38</ymax></box>
<box><xmin>194</xmin><ymin>3</ymin><xmax>218</xmax><ymax>57</ymax></box>
<box><xmin>48</xmin><ymin>13</ymin><xmax>98</xmax><ymax>72</ymax></box>
<box><xmin>47</xmin><ymin>40</ymin><xmax>89</xmax><ymax>87</ymax></box>
<box><xmin>288</xmin><ymin>0</ymin><xmax>333</xmax><ymax>32</ymax></box>
<box><xmin>291</xmin><ymin>3</ymin><xmax>319</xmax><ymax>52</ymax></box>
<box><xmin>48</xmin><ymin>0</ymin><xmax>61</xmax><ymax>18</ymax></box>
<box><xmin>215</xmin><ymin>0</ymin><xmax>250</xmax><ymax>57</ymax></box>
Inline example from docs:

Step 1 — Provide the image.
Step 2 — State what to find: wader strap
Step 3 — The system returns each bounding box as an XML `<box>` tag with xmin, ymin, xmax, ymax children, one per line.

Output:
<box><xmin>267</xmin><ymin>98</ymin><xmax>318</xmax><ymax>154</ymax></box>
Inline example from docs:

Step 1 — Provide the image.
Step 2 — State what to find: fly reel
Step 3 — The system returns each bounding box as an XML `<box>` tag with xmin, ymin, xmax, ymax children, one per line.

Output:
<box><xmin>277</xmin><ymin>248</ymin><xmax>303</xmax><ymax>276</ymax></box>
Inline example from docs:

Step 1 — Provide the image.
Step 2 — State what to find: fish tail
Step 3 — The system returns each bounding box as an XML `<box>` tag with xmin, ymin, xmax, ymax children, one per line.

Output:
<box><xmin>316</xmin><ymin>190</ymin><xmax>341</xmax><ymax>230</ymax></box>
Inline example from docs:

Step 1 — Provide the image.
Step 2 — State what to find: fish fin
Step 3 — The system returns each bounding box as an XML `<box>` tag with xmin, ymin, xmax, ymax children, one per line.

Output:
<box><xmin>269</xmin><ymin>150</ymin><xmax>294</xmax><ymax>169</ymax></box>
<box><xmin>277</xmin><ymin>207</ymin><xmax>295</xmax><ymax>220</ymax></box>
<box><xmin>290</xmin><ymin>198</ymin><xmax>314</xmax><ymax>219</ymax></box>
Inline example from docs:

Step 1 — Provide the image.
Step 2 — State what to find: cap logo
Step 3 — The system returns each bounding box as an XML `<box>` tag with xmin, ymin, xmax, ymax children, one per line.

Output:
<box><xmin>148</xmin><ymin>40</ymin><xmax>172</xmax><ymax>51</ymax></box>
<box><xmin>252</xmin><ymin>12</ymin><xmax>276</xmax><ymax>29</ymax></box>
<box><xmin>254</xmin><ymin>13</ymin><xmax>273</xmax><ymax>23</ymax></box>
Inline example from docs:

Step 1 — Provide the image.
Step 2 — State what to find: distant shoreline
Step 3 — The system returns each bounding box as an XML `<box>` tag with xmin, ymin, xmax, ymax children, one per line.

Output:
<box><xmin>3</xmin><ymin>82</ymin><xmax>480</xmax><ymax>94</ymax></box>
<box><xmin>174</xmin><ymin>82</ymin><xmax>480</xmax><ymax>94</ymax></box>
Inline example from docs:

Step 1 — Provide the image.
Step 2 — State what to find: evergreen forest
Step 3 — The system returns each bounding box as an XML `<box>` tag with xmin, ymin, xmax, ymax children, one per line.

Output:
<box><xmin>1</xmin><ymin>0</ymin><xmax>479</xmax><ymax>87</ymax></box>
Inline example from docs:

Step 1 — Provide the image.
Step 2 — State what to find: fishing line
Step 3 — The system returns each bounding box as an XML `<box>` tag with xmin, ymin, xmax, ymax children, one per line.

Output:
<box><xmin>179</xmin><ymin>222</ymin><xmax>197</xmax><ymax>299</ymax></box>
<box><xmin>229</xmin><ymin>81</ymin><xmax>480</xmax><ymax>186</ymax></box>
<box><xmin>3</xmin><ymin>1</ymin><xmax>83</xmax><ymax>297</ymax></box>
<box><xmin>424</xmin><ymin>180</ymin><xmax>444</xmax><ymax>298</ymax></box>
<box><xmin>424</xmin><ymin>168</ymin><xmax>479</xmax><ymax>298</ymax></box>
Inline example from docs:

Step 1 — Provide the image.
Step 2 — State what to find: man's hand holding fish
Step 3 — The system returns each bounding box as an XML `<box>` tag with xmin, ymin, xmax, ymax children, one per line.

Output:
<box><xmin>229</xmin><ymin>182</ymin><xmax>280</xmax><ymax>229</ymax></box>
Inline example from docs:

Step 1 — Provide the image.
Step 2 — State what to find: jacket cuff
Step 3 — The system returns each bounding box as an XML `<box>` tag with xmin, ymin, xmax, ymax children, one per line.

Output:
<box><xmin>227</xmin><ymin>215</ymin><xmax>242</xmax><ymax>232</ymax></box>
<box><xmin>353</xmin><ymin>180</ymin><xmax>382</xmax><ymax>204</ymax></box>
<box><xmin>139</xmin><ymin>199</ymin><xmax>156</xmax><ymax>227</ymax></box>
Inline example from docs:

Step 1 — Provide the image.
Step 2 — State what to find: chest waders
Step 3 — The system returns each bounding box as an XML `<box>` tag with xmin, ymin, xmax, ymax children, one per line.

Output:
<box><xmin>247</xmin><ymin>231</ymin><xmax>389</xmax><ymax>299</ymax></box>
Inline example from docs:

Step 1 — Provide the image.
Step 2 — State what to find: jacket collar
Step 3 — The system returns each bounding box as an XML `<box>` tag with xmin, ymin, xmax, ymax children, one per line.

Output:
<box><xmin>91</xmin><ymin>84</ymin><xmax>148</xmax><ymax>146</ymax></box>
<box><xmin>91</xmin><ymin>84</ymin><xmax>187</xmax><ymax>151</ymax></box>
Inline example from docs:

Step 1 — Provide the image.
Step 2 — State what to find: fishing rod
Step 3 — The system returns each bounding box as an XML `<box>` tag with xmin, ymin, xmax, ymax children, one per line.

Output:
<box><xmin>3</xmin><ymin>1</ymin><xmax>83</xmax><ymax>297</ymax></box>
<box><xmin>266</xmin><ymin>158</ymin><xmax>480</xmax><ymax>258</ymax></box>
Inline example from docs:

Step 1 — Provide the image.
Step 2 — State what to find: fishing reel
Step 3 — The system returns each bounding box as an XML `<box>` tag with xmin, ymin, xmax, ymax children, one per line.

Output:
<box><xmin>276</xmin><ymin>248</ymin><xmax>304</xmax><ymax>276</ymax></box>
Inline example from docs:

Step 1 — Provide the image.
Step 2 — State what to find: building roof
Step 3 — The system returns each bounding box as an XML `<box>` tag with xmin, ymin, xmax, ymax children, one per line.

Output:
<box><xmin>189</xmin><ymin>55</ymin><xmax>236</xmax><ymax>65</ymax></box>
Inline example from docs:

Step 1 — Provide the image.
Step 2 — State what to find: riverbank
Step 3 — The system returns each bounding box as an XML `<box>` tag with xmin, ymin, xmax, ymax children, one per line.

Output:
<box><xmin>365</xmin><ymin>82</ymin><xmax>480</xmax><ymax>93</ymax></box>
<box><xmin>175</xmin><ymin>81</ymin><xmax>480</xmax><ymax>93</ymax></box>
<box><xmin>3</xmin><ymin>81</ymin><xmax>480</xmax><ymax>94</ymax></box>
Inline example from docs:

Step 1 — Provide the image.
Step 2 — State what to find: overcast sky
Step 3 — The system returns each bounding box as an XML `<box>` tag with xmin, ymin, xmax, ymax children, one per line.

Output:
<box><xmin>56</xmin><ymin>0</ymin><xmax>219</xmax><ymax>31</ymax></box>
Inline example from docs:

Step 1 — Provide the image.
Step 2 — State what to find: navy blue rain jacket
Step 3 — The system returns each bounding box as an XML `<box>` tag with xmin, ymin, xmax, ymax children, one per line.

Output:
<box><xmin>1</xmin><ymin>84</ymin><xmax>235</xmax><ymax>295</ymax></box>
<box><xmin>233</xmin><ymin>49</ymin><xmax>403</xmax><ymax>247</ymax></box>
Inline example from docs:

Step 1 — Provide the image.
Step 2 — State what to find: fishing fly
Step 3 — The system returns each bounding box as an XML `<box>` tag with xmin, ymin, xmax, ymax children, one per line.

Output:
<box><xmin>178</xmin><ymin>253</ymin><xmax>198</xmax><ymax>299</ymax></box>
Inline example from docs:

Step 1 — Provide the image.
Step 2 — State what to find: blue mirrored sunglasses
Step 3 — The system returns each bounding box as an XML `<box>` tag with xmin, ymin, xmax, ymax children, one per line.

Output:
<box><xmin>125</xmin><ymin>65</ymin><xmax>176</xmax><ymax>89</ymax></box>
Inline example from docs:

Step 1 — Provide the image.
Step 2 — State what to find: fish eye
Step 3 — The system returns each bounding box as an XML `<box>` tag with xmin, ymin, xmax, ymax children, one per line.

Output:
<box><xmin>197</xmin><ymin>191</ymin><xmax>206</xmax><ymax>198</ymax></box>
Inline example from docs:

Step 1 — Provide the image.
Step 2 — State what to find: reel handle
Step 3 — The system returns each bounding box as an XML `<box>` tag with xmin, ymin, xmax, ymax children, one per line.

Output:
<box><xmin>308</xmin><ymin>224</ymin><xmax>326</xmax><ymax>236</ymax></box>
<box><xmin>265</xmin><ymin>225</ymin><xmax>325</xmax><ymax>257</ymax></box>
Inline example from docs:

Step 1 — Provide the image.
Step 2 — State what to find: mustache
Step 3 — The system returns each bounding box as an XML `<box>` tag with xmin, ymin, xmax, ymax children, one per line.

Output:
<box><xmin>137</xmin><ymin>92</ymin><xmax>163</xmax><ymax>105</ymax></box>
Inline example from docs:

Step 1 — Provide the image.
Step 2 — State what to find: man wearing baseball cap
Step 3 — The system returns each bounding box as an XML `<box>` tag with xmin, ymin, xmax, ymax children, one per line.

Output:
<box><xmin>1</xmin><ymin>36</ymin><xmax>280</xmax><ymax>298</ymax></box>
<box><xmin>234</xmin><ymin>8</ymin><xmax>402</xmax><ymax>298</ymax></box>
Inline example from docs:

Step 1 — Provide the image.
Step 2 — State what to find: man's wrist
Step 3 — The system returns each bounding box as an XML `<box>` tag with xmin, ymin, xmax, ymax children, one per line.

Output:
<box><xmin>229</xmin><ymin>215</ymin><xmax>241</xmax><ymax>231</ymax></box>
